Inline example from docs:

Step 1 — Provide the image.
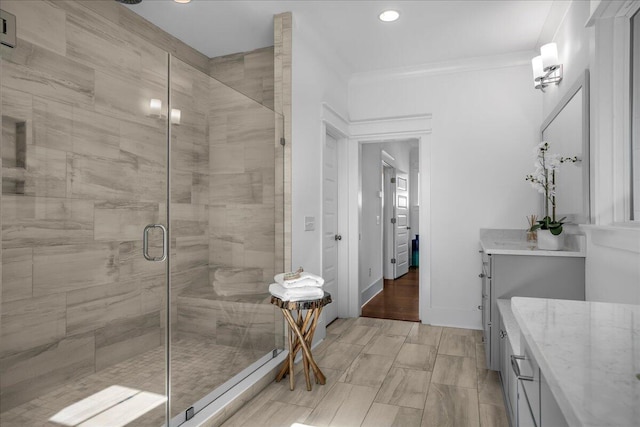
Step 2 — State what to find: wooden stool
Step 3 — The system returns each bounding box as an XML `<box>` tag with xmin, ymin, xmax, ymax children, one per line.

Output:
<box><xmin>271</xmin><ymin>292</ymin><xmax>332</xmax><ymax>391</ymax></box>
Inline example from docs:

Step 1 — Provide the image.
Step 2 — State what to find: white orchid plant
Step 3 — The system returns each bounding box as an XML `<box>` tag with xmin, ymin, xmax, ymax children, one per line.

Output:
<box><xmin>525</xmin><ymin>142</ymin><xmax>578</xmax><ymax>236</ymax></box>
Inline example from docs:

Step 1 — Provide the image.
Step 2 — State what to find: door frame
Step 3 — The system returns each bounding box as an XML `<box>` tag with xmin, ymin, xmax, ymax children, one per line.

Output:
<box><xmin>348</xmin><ymin>115</ymin><xmax>432</xmax><ymax>321</ymax></box>
<box><xmin>321</xmin><ymin>105</ymin><xmax>350</xmax><ymax>318</ymax></box>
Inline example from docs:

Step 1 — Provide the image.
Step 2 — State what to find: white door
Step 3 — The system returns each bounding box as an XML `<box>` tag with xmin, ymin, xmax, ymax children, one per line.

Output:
<box><xmin>322</xmin><ymin>133</ymin><xmax>339</xmax><ymax>323</ymax></box>
<box><xmin>394</xmin><ymin>172</ymin><xmax>410</xmax><ymax>278</ymax></box>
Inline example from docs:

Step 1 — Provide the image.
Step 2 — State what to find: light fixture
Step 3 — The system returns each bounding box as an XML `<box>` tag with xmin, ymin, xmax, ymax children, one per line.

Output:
<box><xmin>170</xmin><ymin>108</ymin><xmax>181</xmax><ymax>125</ymax></box>
<box><xmin>174</xmin><ymin>0</ymin><xmax>191</xmax><ymax>3</ymax></box>
<box><xmin>149</xmin><ymin>98</ymin><xmax>162</xmax><ymax>116</ymax></box>
<box><xmin>379</xmin><ymin>10</ymin><xmax>400</xmax><ymax>22</ymax></box>
<box><xmin>531</xmin><ymin>42</ymin><xmax>562</xmax><ymax>92</ymax></box>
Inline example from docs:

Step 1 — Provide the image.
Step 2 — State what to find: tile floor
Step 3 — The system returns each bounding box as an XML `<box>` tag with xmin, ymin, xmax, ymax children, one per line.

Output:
<box><xmin>222</xmin><ymin>317</ymin><xmax>508</xmax><ymax>427</ymax></box>
<box><xmin>0</xmin><ymin>336</ymin><xmax>266</xmax><ymax>427</ymax></box>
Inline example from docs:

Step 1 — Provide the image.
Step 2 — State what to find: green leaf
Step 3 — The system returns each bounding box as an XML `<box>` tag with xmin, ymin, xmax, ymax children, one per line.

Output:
<box><xmin>530</xmin><ymin>224</ymin><xmax>542</xmax><ymax>232</ymax></box>
<box><xmin>550</xmin><ymin>225</ymin><xmax>563</xmax><ymax>235</ymax></box>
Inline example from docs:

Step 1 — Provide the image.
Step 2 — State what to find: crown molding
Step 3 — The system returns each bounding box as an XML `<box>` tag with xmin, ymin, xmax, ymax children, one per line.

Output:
<box><xmin>587</xmin><ymin>0</ymin><xmax>640</xmax><ymax>26</ymax></box>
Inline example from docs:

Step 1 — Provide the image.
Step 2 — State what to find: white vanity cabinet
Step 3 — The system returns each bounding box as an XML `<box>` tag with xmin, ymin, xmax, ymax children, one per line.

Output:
<box><xmin>498</xmin><ymin>301</ymin><xmax>568</xmax><ymax>427</ymax></box>
<box><xmin>498</xmin><ymin>314</ymin><xmax>518</xmax><ymax>425</ymax></box>
<box><xmin>511</xmin><ymin>336</ymin><xmax>569</xmax><ymax>427</ymax></box>
<box><xmin>479</xmin><ymin>250</ymin><xmax>585</xmax><ymax>371</ymax></box>
<box><xmin>540</xmin><ymin>370</ymin><xmax>569</xmax><ymax>427</ymax></box>
<box><xmin>510</xmin><ymin>297</ymin><xmax>640</xmax><ymax>427</ymax></box>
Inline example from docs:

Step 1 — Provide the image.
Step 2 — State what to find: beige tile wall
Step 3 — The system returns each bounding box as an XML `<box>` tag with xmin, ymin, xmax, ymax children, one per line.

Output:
<box><xmin>209</xmin><ymin>47</ymin><xmax>275</xmax><ymax>110</ymax></box>
<box><xmin>274</xmin><ymin>13</ymin><xmax>292</xmax><ymax>273</ymax></box>
<box><xmin>0</xmin><ymin>0</ymin><xmax>284</xmax><ymax>416</ymax></box>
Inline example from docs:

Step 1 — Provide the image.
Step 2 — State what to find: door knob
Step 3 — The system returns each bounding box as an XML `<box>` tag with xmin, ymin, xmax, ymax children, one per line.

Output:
<box><xmin>334</xmin><ymin>234</ymin><xmax>342</xmax><ymax>241</ymax></box>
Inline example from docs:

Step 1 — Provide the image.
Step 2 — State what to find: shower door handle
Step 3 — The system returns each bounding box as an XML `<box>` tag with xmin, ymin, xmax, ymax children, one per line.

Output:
<box><xmin>143</xmin><ymin>224</ymin><xmax>168</xmax><ymax>262</ymax></box>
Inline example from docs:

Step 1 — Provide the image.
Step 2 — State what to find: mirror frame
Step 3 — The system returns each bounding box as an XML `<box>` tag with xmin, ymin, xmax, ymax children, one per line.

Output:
<box><xmin>540</xmin><ymin>69</ymin><xmax>591</xmax><ymax>224</ymax></box>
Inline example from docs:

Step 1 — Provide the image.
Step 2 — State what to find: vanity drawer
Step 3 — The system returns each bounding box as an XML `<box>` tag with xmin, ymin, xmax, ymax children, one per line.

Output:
<box><xmin>511</xmin><ymin>338</ymin><xmax>540</xmax><ymax>426</ymax></box>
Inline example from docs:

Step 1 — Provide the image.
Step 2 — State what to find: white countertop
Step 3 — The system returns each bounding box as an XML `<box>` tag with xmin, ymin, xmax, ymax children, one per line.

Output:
<box><xmin>480</xmin><ymin>228</ymin><xmax>585</xmax><ymax>257</ymax></box>
<box><xmin>511</xmin><ymin>297</ymin><xmax>640</xmax><ymax>427</ymax></box>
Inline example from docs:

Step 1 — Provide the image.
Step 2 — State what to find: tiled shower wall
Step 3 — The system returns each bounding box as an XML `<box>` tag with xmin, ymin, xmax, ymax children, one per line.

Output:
<box><xmin>0</xmin><ymin>0</ymin><xmax>282</xmax><ymax>414</ymax></box>
<box><xmin>209</xmin><ymin>47</ymin><xmax>275</xmax><ymax>110</ymax></box>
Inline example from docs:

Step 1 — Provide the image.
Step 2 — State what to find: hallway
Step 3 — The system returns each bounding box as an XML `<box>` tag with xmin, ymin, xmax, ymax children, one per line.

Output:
<box><xmin>361</xmin><ymin>267</ymin><xmax>419</xmax><ymax>322</ymax></box>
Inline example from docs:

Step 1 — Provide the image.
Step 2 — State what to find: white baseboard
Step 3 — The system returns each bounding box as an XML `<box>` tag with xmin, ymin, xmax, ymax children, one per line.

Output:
<box><xmin>360</xmin><ymin>277</ymin><xmax>383</xmax><ymax>306</ymax></box>
<box><xmin>422</xmin><ymin>307</ymin><xmax>482</xmax><ymax>330</ymax></box>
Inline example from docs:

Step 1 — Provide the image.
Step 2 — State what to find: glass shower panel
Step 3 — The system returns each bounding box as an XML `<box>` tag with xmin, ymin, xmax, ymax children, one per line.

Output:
<box><xmin>0</xmin><ymin>1</ymin><xmax>169</xmax><ymax>426</ymax></box>
<box><xmin>169</xmin><ymin>56</ymin><xmax>285</xmax><ymax>423</ymax></box>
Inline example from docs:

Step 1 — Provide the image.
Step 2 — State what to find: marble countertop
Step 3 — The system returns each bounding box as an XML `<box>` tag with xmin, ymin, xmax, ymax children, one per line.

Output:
<box><xmin>496</xmin><ymin>299</ymin><xmax>520</xmax><ymax>355</ymax></box>
<box><xmin>480</xmin><ymin>229</ymin><xmax>585</xmax><ymax>257</ymax></box>
<box><xmin>511</xmin><ymin>297</ymin><xmax>640</xmax><ymax>426</ymax></box>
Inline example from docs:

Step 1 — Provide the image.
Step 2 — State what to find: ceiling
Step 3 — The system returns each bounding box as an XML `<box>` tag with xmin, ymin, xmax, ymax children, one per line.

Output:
<box><xmin>127</xmin><ymin>0</ymin><xmax>562</xmax><ymax>74</ymax></box>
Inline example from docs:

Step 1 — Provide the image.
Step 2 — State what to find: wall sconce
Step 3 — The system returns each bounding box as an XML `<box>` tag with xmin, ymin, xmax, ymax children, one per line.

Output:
<box><xmin>531</xmin><ymin>42</ymin><xmax>562</xmax><ymax>92</ymax></box>
<box><xmin>149</xmin><ymin>98</ymin><xmax>162</xmax><ymax>116</ymax></box>
<box><xmin>149</xmin><ymin>99</ymin><xmax>181</xmax><ymax>125</ymax></box>
<box><xmin>170</xmin><ymin>108</ymin><xmax>181</xmax><ymax>125</ymax></box>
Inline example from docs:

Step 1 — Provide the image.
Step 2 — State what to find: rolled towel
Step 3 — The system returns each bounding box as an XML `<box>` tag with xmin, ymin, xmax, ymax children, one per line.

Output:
<box><xmin>274</xmin><ymin>272</ymin><xmax>325</xmax><ymax>288</ymax></box>
<box><xmin>269</xmin><ymin>283</ymin><xmax>324</xmax><ymax>301</ymax></box>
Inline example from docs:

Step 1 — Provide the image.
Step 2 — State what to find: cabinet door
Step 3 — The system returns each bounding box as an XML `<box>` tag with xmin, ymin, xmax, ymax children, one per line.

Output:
<box><xmin>507</xmin><ymin>337</ymin><xmax>518</xmax><ymax>425</ymax></box>
<box><xmin>541</xmin><ymin>370</ymin><xmax>568</xmax><ymax>427</ymax></box>
<box><xmin>498</xmin><ymin>317</ymin><xmax>507</xmax><ymax>386</ymax></box>
<box><xmin>482</xmin><ymin>275</ymin><xmax>491</xmax><ymax>367</ymax></box>
<box><xmin>517</xmin><ymin>380</ymin><xmax>537</xmax><ymax>427</ymax></box>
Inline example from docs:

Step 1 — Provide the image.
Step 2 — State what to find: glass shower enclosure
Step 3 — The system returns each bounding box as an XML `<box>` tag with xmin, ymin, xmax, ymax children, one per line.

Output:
<box><xmin>0</xmin><ymin>1</ymin><xmax>285</xmax><ymax>426</ymax></box>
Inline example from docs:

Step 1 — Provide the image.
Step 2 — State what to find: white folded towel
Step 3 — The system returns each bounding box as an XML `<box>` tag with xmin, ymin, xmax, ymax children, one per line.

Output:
<box><xmin>269</xmin><ymin>283</ymin><xmax>324</xmax><ymax>301</ymax></box>
<box><xmin>274</xmin><ymin>272</ymin><xmax>325</xmax><ymax>288</ymax></box>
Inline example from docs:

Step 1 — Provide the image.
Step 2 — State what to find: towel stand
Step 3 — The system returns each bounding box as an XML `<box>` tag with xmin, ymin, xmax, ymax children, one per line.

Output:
<box><xmin>271</xmin><ymin>292</ymin><xmax>332</xmax><ymax>391</ymax></box>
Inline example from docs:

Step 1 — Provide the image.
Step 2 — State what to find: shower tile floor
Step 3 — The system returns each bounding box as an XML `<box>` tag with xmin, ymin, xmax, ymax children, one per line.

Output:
<box><xmin>1</xmin><ymin>336</ymin><xmax>267</xmax><ymax>427</ymax></box>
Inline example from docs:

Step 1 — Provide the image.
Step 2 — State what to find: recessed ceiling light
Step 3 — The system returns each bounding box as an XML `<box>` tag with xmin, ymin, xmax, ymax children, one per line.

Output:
<box><xmin>174</xmin><ymin>0</ymin><xmax>191</xmax><ymax>3</ymax></box>
<box><xmin>379</xmin><ymin>10</ymin><xmax>400</xmax><ymax>22</ymax></box>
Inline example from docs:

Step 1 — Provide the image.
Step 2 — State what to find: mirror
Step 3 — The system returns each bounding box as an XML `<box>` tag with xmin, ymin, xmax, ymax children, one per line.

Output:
<box><xmin>541</xmin><ymin>70</ymin><xmax>590</xmax><ymax>224</ymax></box>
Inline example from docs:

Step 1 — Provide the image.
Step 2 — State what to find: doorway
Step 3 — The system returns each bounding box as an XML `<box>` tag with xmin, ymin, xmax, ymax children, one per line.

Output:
<box><xmin>359</xmin><ymin>140</ymin><xmax>420</xmax><ymax>322</ymax></box>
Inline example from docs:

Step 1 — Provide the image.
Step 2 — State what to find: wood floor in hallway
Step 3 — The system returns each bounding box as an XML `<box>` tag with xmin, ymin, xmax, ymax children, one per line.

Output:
<box><xmin>361</xmin><ymin>267</ymin><xmax>420</xmax><ymax>322</ymax></box>
<box><xmin>222</xmin><ymin>317</ymin><xmax>508</xmax><ymax>427</ymax></box>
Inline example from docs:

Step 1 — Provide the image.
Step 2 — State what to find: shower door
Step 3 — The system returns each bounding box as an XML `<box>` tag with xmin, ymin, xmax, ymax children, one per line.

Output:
<box><xmin>0</xmin><ymin>3</ymin><xmax>285</xmax><ymax>426</ymax></box>
<box><xmin>0</xmin><ymin>1</ymin><xmax>170</xmax><ymax>425</ymax></box>
<box><xmin>168</xmin><ymin>56</ymin><xmax>285</xmax><ymax>425</ymax></box>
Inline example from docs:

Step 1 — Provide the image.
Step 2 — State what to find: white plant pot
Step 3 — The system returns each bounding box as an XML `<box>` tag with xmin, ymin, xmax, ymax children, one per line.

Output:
<box><xmin>537</xmin><ymin>229</ymin><xmax>565</xmax><ymax>251</ymax></box>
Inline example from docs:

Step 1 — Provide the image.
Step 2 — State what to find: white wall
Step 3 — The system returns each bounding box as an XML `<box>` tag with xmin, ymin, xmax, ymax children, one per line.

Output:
<box><xmin>291</xmin><ymin>16</ymin><xmax>350</xmax><ymax>338</ymax></box>
<box><xmin>350</xmin><ymin>63</ymin><xmax>541</xmax><ymax>329</ymax></box>
<box><xmin>541</xmin><ymin>0</ymin><xmax>592</xmax><ymax>116</ymax></box>
<box><xmin>360</xmin><ymin>144</ymin><xmax>383</xmax><ymax>302</ymax></box>
<box><xmin>584</xmin><ymin>227</ymin><xmax>640</xmax><ymax>304</ymax></box>
<box><xmin>381</xmin><ymin>141</ymin><xmax>411</xmax><ymax>174</ymax></box>
<box><xmin>409</xmin><ymin>145</ymin><xmax>420</xmax><ymax>243</ymax></box>
<box><xmin>546</xmin><ymin>0</ymin><xmax>640</xmax><ymax>304</ymax></box>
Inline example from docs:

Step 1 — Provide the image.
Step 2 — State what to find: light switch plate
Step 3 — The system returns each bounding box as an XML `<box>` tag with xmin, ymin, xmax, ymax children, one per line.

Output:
<box><xmin>304</xmin><ymin>216</ymin><xmax>315</xmax><ymax>231</ymax></box>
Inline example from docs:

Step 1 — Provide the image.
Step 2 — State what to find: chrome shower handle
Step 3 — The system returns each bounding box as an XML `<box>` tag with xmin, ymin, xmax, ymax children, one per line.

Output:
<box><xmin>143</xmin><ymin>224</ymin><xmax>168</xmax><ymax>262</ymax></box>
